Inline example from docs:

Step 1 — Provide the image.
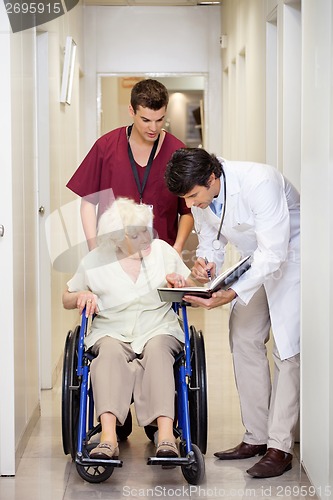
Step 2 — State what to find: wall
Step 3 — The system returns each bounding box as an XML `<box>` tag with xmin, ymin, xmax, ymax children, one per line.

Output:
<box><xmin>221</xmin><ymin>0</ymin><xmax>266</xmax><ymax>162</ymax></box>
<box><xmin>45</xmin><ymin>15</ymin><xmax>85</xmax><ymax>387</ymax></box>
<box><xmin>221</xmin><ymin>0</ymin><xmax>301</xmax><ymax>189</ymax></box>
<box><xmin>301</xmin><ymin>0</ymin><xmax>333</xmax><ymax>495</ymax></box>
<box><xmin>81</xmin><ymin>5</ymin><xmax>222</xmax><ymax>158</ymax></box>
<box><xmin>264</xmin><ymin>0</ymin><xmax>301</xmax><ymax>189</ymax></box>
<box><xmin>219</xmin><ymin>0</ymin><xmax>268</xmax><ymax>265</ymax></box>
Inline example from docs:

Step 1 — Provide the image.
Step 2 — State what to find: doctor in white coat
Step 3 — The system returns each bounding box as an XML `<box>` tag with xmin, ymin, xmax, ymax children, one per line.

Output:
<box><xmin>165</xmin><ymin>148</ymin><xmax>300</xmax><ymax>479</ymax></box>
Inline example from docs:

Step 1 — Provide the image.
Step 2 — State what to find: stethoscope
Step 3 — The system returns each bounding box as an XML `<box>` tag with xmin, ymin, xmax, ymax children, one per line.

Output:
<box><xmin>212</xmin><ymin>167</ymin><xmax>227</xmax><ymax>251</ymax></box>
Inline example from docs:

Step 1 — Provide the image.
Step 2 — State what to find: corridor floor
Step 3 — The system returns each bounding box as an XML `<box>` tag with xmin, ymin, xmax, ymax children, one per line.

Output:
<box><xmin>0</xmin><ymin>306</ymin><xmax>317</xmax><ymax>499</ymax></box>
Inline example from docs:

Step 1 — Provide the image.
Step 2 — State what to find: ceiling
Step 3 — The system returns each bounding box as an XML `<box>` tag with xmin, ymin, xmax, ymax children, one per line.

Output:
<box><xmin>84</xmin><ymin>0</ymin><xmax>221</xmax><ymax>6</ymax></box>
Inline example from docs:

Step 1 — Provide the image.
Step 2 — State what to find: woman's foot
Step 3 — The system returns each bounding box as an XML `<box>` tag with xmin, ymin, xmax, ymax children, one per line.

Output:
<box><xmin>156</xmin><ymin>440</ymin><xmax>179</xmax><ymax>458</ymax></box>
<box><xmin>89</xmin><ymin>441</ymin><xmax>119</xmax><ymax>459</ymax></box>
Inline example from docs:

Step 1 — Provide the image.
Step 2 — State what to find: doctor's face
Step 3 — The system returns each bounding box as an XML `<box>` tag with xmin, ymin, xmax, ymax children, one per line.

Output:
<box><xmin>182</xmin><ymin>174</ymin><xmax>220</xmax><ymax>209</ymax></box>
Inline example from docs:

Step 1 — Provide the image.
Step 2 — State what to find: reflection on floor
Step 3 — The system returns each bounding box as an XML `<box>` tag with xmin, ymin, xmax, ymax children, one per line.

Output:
<box><xmin>0</xmin><ymin>306</ymin><xmax>317</xmax><ymax>499</ymax></box>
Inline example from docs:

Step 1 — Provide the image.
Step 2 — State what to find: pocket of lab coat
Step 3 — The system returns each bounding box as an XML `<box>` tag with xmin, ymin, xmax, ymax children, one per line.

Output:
<box><xmin>233</xmin><ymin>222</ymin><xmax>254</xmax><ymax>232</ymax></box>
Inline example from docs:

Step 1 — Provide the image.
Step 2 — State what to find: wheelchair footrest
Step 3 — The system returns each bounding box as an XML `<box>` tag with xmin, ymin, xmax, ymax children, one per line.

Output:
<box><xmin>147</xmin><ymin>456</ymin><xmax>195</xmax><ymax>467</ymax></box>
<box><xmin>76</xmin><ymin>454</ymin><xmax>123</xmax><ymax>468</ymax></box>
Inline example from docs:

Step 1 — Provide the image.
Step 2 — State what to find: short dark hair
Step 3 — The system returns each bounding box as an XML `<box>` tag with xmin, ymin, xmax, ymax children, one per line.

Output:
<box><xmin>130</xmin><ymin>79</ymin><xmax>169</xmax><ymax>112</ymax></box>
<box><xmin>165</xmin><ymin>148</ymin><xmax>222</xmax><ymax>196</ymax></box>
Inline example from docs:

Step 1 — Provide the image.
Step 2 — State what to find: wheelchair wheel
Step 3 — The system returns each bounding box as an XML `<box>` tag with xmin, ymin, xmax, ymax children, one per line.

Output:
<box><xmin>189</xmin><ymin>326</ymin><xmax>208</xmax><ymax>454</ymax></box>
<box><xmin>116</xmin><ymin>409</ymin><xmax>133</xmax><ymax>441</ymax></box>
<box><xmin>181</xmin><ymin>443</ymin><xmax>205</xmax><ymax>485</ymax></box>
<box><xmin>62</xmin><ymin>326</ymin><xmax>80</xmax><ymax>459</ymax></box>
<box><xmin>75</xmin><ymin>443</ymin><xmax>114</xmax><ymax>483</ymax></box>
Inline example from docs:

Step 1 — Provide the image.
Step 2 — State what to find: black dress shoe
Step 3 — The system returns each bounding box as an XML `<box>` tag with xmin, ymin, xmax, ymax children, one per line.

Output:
<box><xmin>214</xmin><ymin>441</ymin><xmax>267</xmax><ymax>460</ymax></box>
<box><xmin>247</xmin><ymin>448</ymin><xmax>292</xmax><ymax>478</ymax></box>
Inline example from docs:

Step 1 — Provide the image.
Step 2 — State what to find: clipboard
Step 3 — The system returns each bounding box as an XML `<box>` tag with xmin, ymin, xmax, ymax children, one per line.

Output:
<box><xmin>158</xmin><ymin>255</ymin><xmax>252</xmax><ymax>302</ymax></box>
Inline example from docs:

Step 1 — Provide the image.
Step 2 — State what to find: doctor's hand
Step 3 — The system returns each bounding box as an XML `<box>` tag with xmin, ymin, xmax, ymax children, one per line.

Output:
<box><xmin>191</xmin><ymin>257</ymin><xmax>216</xmax><ymax>284</ymax></box>
<box><xmin>183</xmin><ymin>288</ymin><xmax>237</xmax><ymax>310</ymax></box>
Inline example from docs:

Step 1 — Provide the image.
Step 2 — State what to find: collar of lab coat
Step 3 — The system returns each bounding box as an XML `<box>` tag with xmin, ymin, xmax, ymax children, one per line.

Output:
<box><xmin>217</xmin><ymin>159</ymin><xmax>241</xmax><ymax>211</ymax></box>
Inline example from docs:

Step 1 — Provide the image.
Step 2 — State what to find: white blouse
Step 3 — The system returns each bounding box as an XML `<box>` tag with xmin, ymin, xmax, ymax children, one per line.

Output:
<box><xmin>67</xmin><ymin>239</ymin><xmax>191</xmax><ymax>353</ymax></box>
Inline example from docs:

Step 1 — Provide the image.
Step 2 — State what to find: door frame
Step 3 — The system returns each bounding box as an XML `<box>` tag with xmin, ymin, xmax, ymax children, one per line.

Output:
<box><xmin>36</xmin><ymin>31</ymin><xmax>52</xmax><ymax>389</ymax></box>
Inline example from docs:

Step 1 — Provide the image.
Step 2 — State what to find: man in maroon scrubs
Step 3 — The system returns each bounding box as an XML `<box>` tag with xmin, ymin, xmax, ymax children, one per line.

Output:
<box><xmin>66</xmin><ymin>79</ymin><xmax>193</xmax><ymax>252</ymax></box>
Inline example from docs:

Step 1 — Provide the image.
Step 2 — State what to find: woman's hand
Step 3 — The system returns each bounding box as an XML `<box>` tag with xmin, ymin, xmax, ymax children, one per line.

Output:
<box><xmin>183</xmin><ymin>288</ymin><xmax>237</xmax><ymax>310</ymax></box>
<box><xmin>63</xmin><ymin>288</ymin><xmax>99</xmax><ymax>316</ymax></box>
<box><xmin>191</xmin><ymin>257</ymin><xmax>216</xmax><ymax>284</ymax></box>
<box><xmin>76</xmin><ymin>292</ymin><xmax>99</xmax><ymax>317</ymax></box>
<box><xmin>166</xmin><ymin>273</ymin><xmax>187</xmax><ymax>288</ymax></box>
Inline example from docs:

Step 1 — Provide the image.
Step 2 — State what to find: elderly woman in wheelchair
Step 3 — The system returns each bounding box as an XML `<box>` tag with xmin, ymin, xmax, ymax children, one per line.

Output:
<box><xmin>62</xmin><ymin>197</ymin><xmax>196</xmax><ymax>462</ymax></box>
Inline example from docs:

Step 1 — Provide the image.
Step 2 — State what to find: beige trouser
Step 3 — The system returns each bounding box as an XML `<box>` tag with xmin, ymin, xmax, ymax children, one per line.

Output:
<box><xmin>90</xmin><ymin>334</ymin><xmax>183</xmax><ymax>427</ymax></box>
<box><xmin>229</xmin><ymin>285</ymin><xmax>300</xmax><ymax>455</ymax></box>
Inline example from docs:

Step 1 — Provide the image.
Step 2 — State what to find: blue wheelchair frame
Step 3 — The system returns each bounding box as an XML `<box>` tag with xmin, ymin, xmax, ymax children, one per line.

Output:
<box><xmin>75</xmin><ymin>311</ymin><xmax>123</xmax><ymax>471</ymax></box>
<box><xmin>147</xmin><ymin>304</ymin><xmax>195</xmax><ymax>466</ymax></box>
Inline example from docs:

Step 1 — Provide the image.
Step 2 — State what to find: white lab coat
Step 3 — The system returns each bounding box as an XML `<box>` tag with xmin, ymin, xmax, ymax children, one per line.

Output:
<box><xmin>192</xmin><ymin>159</ymin><xmax>300</xmax><ymax>360</ymax></box>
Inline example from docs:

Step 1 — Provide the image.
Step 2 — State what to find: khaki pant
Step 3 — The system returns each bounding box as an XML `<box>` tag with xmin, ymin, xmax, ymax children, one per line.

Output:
<box><xmin>229</xmin><ymin>285</ymin><xmax>300</xmax><ymax>455</ymax></box>
<box><xmin>90</xmin><ymin>334</ymin><xmax>183</xmax><ymax>427</ymax></box>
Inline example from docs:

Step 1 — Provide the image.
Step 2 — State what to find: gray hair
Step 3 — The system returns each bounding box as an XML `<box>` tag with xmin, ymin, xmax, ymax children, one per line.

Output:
<box><xmin>97</xmin><ymin>198</ymin><xmax>153</xmax><ymax>247</ymax></box>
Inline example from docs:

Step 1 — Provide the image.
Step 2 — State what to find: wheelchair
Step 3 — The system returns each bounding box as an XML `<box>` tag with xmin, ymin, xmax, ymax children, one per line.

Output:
<box><xmin>61</xmin><ymin>302</ymin><xmax>208</xmax><ymax>485</ymax></box>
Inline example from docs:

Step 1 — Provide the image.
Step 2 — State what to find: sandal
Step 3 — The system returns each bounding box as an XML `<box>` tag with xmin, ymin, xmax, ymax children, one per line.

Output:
<box><xmin>156</xmin><ymin>441</ymin><xmax>179</xmax><ymax>458</ymax></box>
<box><xmin>89</xmin><ymin>441</ymin><xmax>119</xmax><ymax>459</ymax></box>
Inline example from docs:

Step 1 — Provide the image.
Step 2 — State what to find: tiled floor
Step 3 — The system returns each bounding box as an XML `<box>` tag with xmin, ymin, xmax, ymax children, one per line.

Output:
<box><xmin>0</xmin><ymin>306</ymin><xmax>317</xmax><ymax>499</ymax></box>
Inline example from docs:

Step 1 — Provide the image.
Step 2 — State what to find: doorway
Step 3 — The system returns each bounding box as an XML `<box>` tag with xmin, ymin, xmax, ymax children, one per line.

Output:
<box><xmin>97</xmin><ymin>75</ymin><xmax>206</xmax><ymax>149</ymax></box>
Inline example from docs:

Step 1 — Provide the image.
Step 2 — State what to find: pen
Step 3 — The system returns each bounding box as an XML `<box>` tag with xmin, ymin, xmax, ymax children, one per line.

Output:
<box><xmin>204</xmin><ymin>257</ymin><xmax>212</xmax><ymax>280</ymax></box>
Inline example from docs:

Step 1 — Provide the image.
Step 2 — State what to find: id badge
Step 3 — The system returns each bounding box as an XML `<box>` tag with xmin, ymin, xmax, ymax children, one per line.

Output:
<box><xmin>145</xmin><ymin>204</ymin><xmax>154</xmax><ymax>229</ymax></box>
<box><xmin>139</xmin><ymin>200</ymin><xmax>154</xmax><ymax>230</ymax></box>
<box><xmin>148</xmin><ymin>205</ymin><xmax>154</xmax><ymax>224</ymax></box>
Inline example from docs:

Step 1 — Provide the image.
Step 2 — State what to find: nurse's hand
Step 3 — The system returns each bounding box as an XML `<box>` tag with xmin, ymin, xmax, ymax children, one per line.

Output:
<box><xmin>183</xmin><ymin>288</ymin><xmax>237</xmax><ymax>310</ymax></box>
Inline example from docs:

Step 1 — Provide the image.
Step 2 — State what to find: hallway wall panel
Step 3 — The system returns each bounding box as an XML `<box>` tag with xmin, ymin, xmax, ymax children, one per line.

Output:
<box><xmin>82</xmin><ymin>5</ymin><xmax>222</xmax><ymax>156</ymax></box>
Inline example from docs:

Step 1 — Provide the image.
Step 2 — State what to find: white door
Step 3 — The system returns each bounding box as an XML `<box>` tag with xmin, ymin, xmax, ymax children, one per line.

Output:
<box><xmin>36</xmin><ymin>31</ymin><xmax>52</xmax><ymax>389</ymax></box>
